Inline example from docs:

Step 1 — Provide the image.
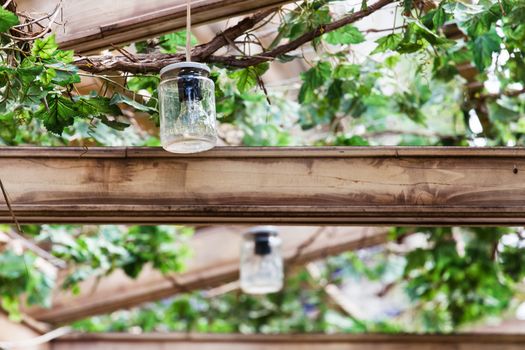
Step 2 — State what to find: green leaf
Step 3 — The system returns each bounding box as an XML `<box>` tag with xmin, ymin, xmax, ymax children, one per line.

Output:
<box><xmin>0</xmin><ymin>251</ymin><xmax>28</xmax><ymax>279</ymax></box>
<box><xmin>75</xmin><ymin>95</ymin><xmax>122</xmax><ymax>117</ymax></box>
<box><xmin>32</xmin><ymin>34</ymin><xmax>58</xmax><ymax>59</ymax></box>
<box><xmin>277</xmin><ymin>54</ymin><xmax>299</xmax><ymax>63</ymax></box>
<box><xmin>432</xmin><ymin>7</ymin><xmax>447</xmax><ymax>28</ymax></box>
<box><xmin>403</xmin><ymin>0</ymin><xmax>413</xmax><ymax>14</ymax></box>
<box><xmin>469</xmin><ymin>29</ymin><xmax>501</xmax><ymax>70</ymax></box>
<box><xmin>333</xmin><ymin>63</ymin><xmax>360</xmax><ymax>79</ymax></box>
<box><xmin>371</xmin><ymin>33</ymin><xmax>402</xmax><ymax>54</ymax></box>
<box><xmin>110</xmin><ymin>93</ymin><xmax>157</xmax><ymax>113</ymax></box>
<box><xmin>35</xmin><ymin>94</ymin><xmax>77</xmax><ymax>134</ymax></box>
<box><xmin>298</xmin><ymin>62</ymin><xmax>331</xmax><ymax>103</ymax></box>
<box><xmin>230</xmin><ymin>63</ymin><xmax>270</xmax><ymax>94</ymax></box>
<box><xmin>100</xmin><ymin>115</ymin><xmax>130</xmax><ymax>131</ymax></box>
<box><xmin>54</xmin><ymin>50</ymin><xmax>75</xmax><ymax>64</ymax></box>
<box><xmin>21</xmin><ymin>86</ymin><xmax>47</xmax><ymax>106</ymax></box>
<box><xmin>0</xmin><ymin>7</ymin><xmax>19</xmax><ymax>33</ymax></box>
<box><xmin>324</xmin><ymin>24</ymin><xmax>365</xmax><ymax>45</ymax></box>
<box><xmin>231</xmin><ymin>69</ymin><xmax>257</xmax><ymax>94</ymax></box>
<box><xmin>47</xmin><ymin>63</ymin><xmax>81</xmax><ymax>86</ymax></box>
<box><xmin>335</xmin><ymin>135</ymin><xmax>369</xmax><ymax>146</ymax></box>
<box><xmin>39</xmin><ymin>68</ymin><xmax>56</xmax><ymax>85</ymax></box>
<box><xmin>17</xmin><ymin>63</ymin><xmax>43</xmax><ymax>85</ymax></box>
<box><xmin>2</xmin><ymin>296</ymin><xmax>21</xmax><ymax>321</ymax></box>
<box><xmin>159</xmin><ymin>31</ymin><xmax>197</xmax><ymax>53</ymax></box>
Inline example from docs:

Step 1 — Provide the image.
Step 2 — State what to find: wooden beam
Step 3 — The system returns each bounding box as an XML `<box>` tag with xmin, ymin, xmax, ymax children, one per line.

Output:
<box><xmin>16</xmin><ymin>0</ymin><xmax>289</xmax><ymax>54</ymax></box>
<box><xmin>1</xmin><ymin>147</ymin><xmax>525</xmax><ymax>225</ymax></box>
<box><xmin>0</xmin><ymin>313</ymin><xmax>49</xmax><ymax>350</ymax></box>
<box><xmin>26</xmin><ymin>226</ymin><xmax>387</xmax><ymax>324</ymax></box>
<box><xmin>51</xmin><ymin>333</ymin><xmax>525</xmax><ymax>350</ymax></box>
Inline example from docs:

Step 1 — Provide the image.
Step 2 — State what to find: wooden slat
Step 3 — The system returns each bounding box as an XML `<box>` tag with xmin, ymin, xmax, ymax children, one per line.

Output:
<box><xmin>16</xmin><ymin>0</ymin><xmax>290</xmax><ymax>53</ymax></box>
<box><xmin>1</xmin><ymin>146</ymin><xmax>525</xmax><ymax>225</ymax></box>
<box><xmin>26</xmin><ymin>226</ymin><xmax>387</xmax><ymax>324</ymax></box>
<box><xmin>0</xmin><ymin>314</ymin><xmax>49</xmax><ymax>350</ymax></box>
<box><xmin>52</xmin><ymin>333</ymin><xmax>525</xmax><ymax>350</ymax></box>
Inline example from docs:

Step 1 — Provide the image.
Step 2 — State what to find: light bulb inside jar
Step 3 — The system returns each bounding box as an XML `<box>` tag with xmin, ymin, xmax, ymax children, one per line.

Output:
<box><xmin>159</xmin><ymin>62</ymin><xmax>217</xmax><ymax>153</ymax></box>
<box><xmin>240</xmin><ymin>226</ymin><xmax>284</xmax><ymax>294</ymax></box>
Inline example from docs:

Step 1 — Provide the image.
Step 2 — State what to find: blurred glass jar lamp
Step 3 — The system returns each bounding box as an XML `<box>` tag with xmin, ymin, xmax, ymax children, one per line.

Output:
<box><xmin>240</xmin><ymin>226</ymin><xmax>284</xmax><ymax>294</ymax></box>
<box><xmin>159</xmin><ymin>62</ymin><xmax>217</xmax><ymax>153</ymax></box>
<box><xmin>158</xmin><ymin>0</ymin><xmax>217</xmax><ymax>153</ymax></box>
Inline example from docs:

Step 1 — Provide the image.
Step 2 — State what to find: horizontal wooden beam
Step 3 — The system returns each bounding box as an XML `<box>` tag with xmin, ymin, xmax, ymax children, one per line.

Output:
<box><xmin>16</xmin><ymin>0</ymin><xmax>289</xmax><ymax>53</ymax></box>
<box><xmin>1</xmin><ymin>146</ymin><xmax>525</xmax><ymax>225</ymax></box>
<box><xmin>26</xmin><ymin>226</ymin><xmax>387</xmax><ymax>324</ymax></box>
<box><xmin>0</xmin><ymin>313</ymin><xmax>48</xmax><ymax>350</ymax></box>
<box><xmin>52</xmin><ymin>333</ymin><xmax>525</xmax><ymax>350</ymax></box>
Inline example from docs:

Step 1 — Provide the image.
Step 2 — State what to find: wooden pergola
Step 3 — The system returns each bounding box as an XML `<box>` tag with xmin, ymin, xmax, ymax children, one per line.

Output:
<box><xmin>1</xmin><ymin>145</ymin><xmax>525</xmax><ymax>349</ymax></box>
<box><xmin>1</xmin><ymin>147</ymin><xmax>524</xmax><ymax>225</ymax></box>
<box><xmin>2</xmin><ymin>0</ymin><xmax>525</xmax><ymax>348</ymax></box>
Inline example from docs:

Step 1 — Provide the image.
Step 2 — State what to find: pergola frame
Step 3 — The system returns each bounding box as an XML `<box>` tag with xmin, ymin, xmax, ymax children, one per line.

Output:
<box><xmin>16</xmin><ymin>0</ymin><xmax>292</xmax><ymax>53</ymax></box>
<box><xmin>25</xmin><ymin>226</ymin><xmax>388</xmax><ymax>324</ymax></box>
<box><xmin>50</xmin><ymin>333</ymin><xmax>525</xmax><ymax>350</ymax></box>
<box><xmin>3</xmin><ymin>0</ymin><xmax>525</xmax><ymax>347</ymax></box>
<box><xmin>1</xmin><ymin>146</ymin><xmax>525</xmax><ymax>226</ymax></box>
<box><xmin>2</xmin><ymin>145</ymin><xmax>525</xmax><ymax>348</ymax></box>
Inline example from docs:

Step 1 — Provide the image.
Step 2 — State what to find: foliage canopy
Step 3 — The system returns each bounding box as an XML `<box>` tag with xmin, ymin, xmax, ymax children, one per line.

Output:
<box><xmin>0</xmin><ymin>0</ymin><xmax>525</xmax><ymax>333</ymax></box>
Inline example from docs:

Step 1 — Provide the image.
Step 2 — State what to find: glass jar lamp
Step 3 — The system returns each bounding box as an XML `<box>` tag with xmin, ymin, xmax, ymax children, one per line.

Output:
<box><xmin>159</xmin><ymin>62</ymin><xmax>217</xmax><ymax>153</ymax></box>
<box><xmin>240</xmin><ymin>226</ymin><xmax>284</xmax><ymax>294</ymax></box>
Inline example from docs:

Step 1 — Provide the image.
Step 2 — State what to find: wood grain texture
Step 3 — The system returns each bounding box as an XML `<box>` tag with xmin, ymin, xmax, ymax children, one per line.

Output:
<box><xmin>16</xmin><ymin>0</ymin><xmax>290</xmax><ymax>53</ymax></box>
<box><xmin>1</xmin><ymin>147</ymin><xmax>525</xmax><ymax>225</ymax></box>
<box><xmin>26</xmin><ymin>226</ymin><xmax>387</xmax><ymax>324</ymax></box>
<box><xmin>52</xmin><ymin>333</ymin><xmax>525</xmax><ymax>350</ymax></box>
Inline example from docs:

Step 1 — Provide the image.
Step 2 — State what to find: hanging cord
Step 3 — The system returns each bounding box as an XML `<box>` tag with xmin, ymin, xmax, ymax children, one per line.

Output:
<box><xmin>186</xmin><ymin>0</ymin><xmax>191</xmax><ymax>61</ymax></box>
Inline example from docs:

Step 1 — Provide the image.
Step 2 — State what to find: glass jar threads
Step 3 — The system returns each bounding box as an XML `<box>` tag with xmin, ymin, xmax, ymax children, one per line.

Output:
<box><xmin>240</xmin><ymin>226</ymin><xmax>284</xmax><ymax>294</ymax></box>
<box><xmin>159</xmin><ymin>62</ymin><xmax>217</xmax><ymax>153</ymax></box>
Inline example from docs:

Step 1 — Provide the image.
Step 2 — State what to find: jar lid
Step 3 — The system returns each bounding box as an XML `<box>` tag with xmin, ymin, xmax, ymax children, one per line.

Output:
<box><xmin>160</xmin><ymin>61</ymin><xmax>211</xmax><ymax>77</ymax></box>
<box><xmin>244</xmin><ymin>226</ymin><xmax>278</xmax><ymax>237</ymax></box>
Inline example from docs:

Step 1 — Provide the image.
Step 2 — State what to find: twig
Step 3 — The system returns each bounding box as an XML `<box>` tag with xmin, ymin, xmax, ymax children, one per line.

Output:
<box><xmin>0</xmin><ymin>179</ymin><xmax>67</xmax><ymax>269</ymax></box>
<box><xmin>366</xmin><ymin>25</ymin><xmax>406</xmax><ymax>33</ymax></box>
<box><xmin>497</xmin><ymin>0</ymin><xmax>506</xmax><ymax>16</ymax></box>
<box><xmin>12</xmin><ymin>1</ymin><xmax>61</xmax><ymax>29</ymax></box>
<box><xmin>110</xmin><ymin>44</ymin><xmax>137</xmax><ymax>62</ymax></box>
<box><xmin>257</xmin><ymin>76</ymin><xmax>272</xmax><ymax>105</ymax></box>
<box><xmin>286</xmin><ymin>227</ymin><xmax>325</xmax><ymax>268</ymax></box>
<box><xmin>3</xmin><ymin>2</ymin><xmax>61</xmax><ymax>41</ymax></box>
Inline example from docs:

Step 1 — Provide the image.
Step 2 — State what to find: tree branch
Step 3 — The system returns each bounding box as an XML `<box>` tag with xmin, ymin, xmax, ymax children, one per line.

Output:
<box><xmin>75</xmin><ymin>0</ymin><xmax>396</xmax><ymax>74</ymax></box>
<box><xmin>74</xmin><ymin>7</ymin><xmax>277</xmax><ymax>74</ymax></box>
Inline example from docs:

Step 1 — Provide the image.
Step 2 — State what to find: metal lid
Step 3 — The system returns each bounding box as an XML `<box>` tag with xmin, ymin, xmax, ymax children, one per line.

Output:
<box><xmin>244</xmin><ymin>226</ymin><xmax>279</xmax><ymax>237</ymax></box>
<box><xmin>160</xmin><ymin>61</ymin><xmax>211</xmax><ymax>77</ymax></box>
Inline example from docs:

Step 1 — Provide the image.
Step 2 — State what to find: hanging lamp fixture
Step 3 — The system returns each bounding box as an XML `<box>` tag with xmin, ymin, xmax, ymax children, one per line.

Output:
<box><xmin>240</xmin><ymin>226</ymin><xmax>284</xmax><ymax>294</ymax></box>
<box><xmin>158</xmin><ymin>0</ymin><xmax>217</xmax><ymax>153</ymax></box>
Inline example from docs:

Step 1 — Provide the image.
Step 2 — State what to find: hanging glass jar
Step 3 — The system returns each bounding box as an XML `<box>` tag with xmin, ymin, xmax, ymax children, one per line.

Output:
<box><xmin>159</xmin><ymin>62</ymin><xmax>217</xmax><ymax>153</ymax></box>
<box><xmin>240</xmin><ymin>226</ymin><xmax>284</xmax><ymax>294</ymax></box>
